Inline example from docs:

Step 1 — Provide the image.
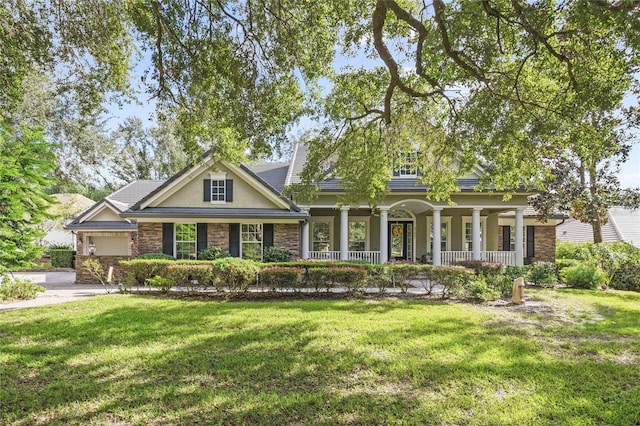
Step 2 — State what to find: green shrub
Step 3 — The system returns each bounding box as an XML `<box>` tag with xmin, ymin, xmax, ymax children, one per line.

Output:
<box><xmin>556</xmin><ymin>242</ymin><xmax>593</xmax><ymax>260</ymax></box>
<box><xmin>609</xmin><ymin>255</ymin><xmax>640</xmax><ymax>292</ymax></box>
<box><xmin>198</xmin><ymin>246</ymin><xmax>231</xmax><ymax>260</ymax></box>
<box><xmin>211</xmin><ymin>258</ymin><xmax>259</xmax><ymax>292</ymax></box>
<box><xmin>328</xmin><ymin>267</ymin><xmax>368</xmax><ymax>293</ymax></box>
<box><xmin>485</xmin><ymin>274</ymin><xmax>513</xmax><ymax>297</ymax></box>
<box><xmin>556</xmin><ymin>258</ymin><xmax>580</xmax><ymax>272</ymax></box>
<box><xmin>50</xmin><ymin>249</ymin><xmax>75</xmax><ymax>268</ymax></box>
<box><xmin>529</xmin><ymin>262</ymin><xmax>558</xmax><ymax>286</ymax></box>
<box><xmin>307</xmin><ymin>267</ymin><xmax>330</xmax><ymax>292</ymax></box>
<box><xmin>455</xmin><ymin>260</ymin><xmax>503</xmax><ymax>276</ymax></box>
<box><xmin>504</xmin><ymin>265</ymin><xmax>531</xmax><ymax>280</ymax></box>
<box><xmin>367</xmin><ymin>265</ymin><xmax>392</xmax><ymax>293</ymax></box>
<box><xmin>260</xmin><ymin>267</ymin><xmax>301</xmax><ymax>291</ymax></box>
<box><xmin>120</xmin><ymin>259</ymin><xmax>174</xmax><ymax>287</ymax></box>
<box><xmin>138</xmin><ymin>253</ymin><xmax>176</xmax><ymax>260</ymax></box>
<box><xmin>466</xmin><ymin>278</ymin><xmax>501</xmax><ymax>301</ymax></box>
<box><xmin>263</xmin><ymin>247</ymin><xmax>294</xmax><ymax>263</ymax></box>
<box><xmin>146</xmin><ymin>275</ymin><xmax>173</xmax><ymax>292</ymax></box>
<box><xmin>425</xmin><ymin>266</ymin><xmax>474</xmax><ymax>298</ymax></box>
<box><xmin>166</xmin><ymin>264</ymin><xmax>213</xmax><ymax>290</ymax></box>
<box><xmin>388</xmin><ymin>263</ymin><xmax>425</xmax><ymax>293</ymax></box>
<box><xmin>562</xmin><ymin>264</ymin><xmax>607</xmax><ymax>289</ymax></box>
<box><xmin>0</xmin><ymin>276</ymin><xmax>45</xmax><ymax>301</ymax></box>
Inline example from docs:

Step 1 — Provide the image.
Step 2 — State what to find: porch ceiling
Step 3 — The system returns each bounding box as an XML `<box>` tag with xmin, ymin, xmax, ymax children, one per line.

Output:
<box><xmin>392</xmin><ymin>200</ymin><xmax>431</xmax><ymax>214</ymax></box>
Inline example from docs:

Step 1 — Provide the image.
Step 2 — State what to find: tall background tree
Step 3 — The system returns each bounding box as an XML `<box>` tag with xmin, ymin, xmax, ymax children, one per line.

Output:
<box><xmin>0</xmin><ymin>120</ymin><xmax>57</xmax><ymax>270</ymax></box>
<box><xmin>2</xmin><ymin>0</ymin><xmax>639</xmax><ymax>204</ymax></box>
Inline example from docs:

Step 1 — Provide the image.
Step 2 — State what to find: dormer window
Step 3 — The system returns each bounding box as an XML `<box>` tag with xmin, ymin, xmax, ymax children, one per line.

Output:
<box><xmin>203</xmin><ymin>174</ymin><xmax>234</xmax><ymax>203</ymax></box>
<box><xmin>393</xmin><ymin>152</ymin><xmax>418</xmax><ymax>177</ymax></box>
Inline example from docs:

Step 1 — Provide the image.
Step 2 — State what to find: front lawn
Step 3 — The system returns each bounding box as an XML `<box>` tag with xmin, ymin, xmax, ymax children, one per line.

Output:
<box><xmin>1</xmin><ymin>289</ymin><xmax>639</xmax><ymax>425</ymax></box>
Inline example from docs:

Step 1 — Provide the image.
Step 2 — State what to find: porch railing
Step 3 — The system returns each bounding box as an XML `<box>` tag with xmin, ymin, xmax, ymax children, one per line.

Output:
<box><xmin>439</xmin><ymin>251</ymin><xmax>517</xmax><ymax>266</ymax></box>
<box><xmin>308</xmin><ymin>251</ymin><xmax>381</xmax><ymax>264</ymax></box>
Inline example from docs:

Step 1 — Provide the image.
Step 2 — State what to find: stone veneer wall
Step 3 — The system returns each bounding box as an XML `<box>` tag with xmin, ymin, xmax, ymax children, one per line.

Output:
<box><xmin>138</xmin><ymin>223</ymin><xmax>163</xmax><ymax>255</ymax></box>
<box><xmin>497</xmin><ymin>225</ymin><xmax>556</xmax><ymax>263</ymax></box>
<box><xmin>75</xmin><ymin>255</ymin><xmax>132</xmax><ymax>284</ymax></box>
<box><xmin>274</xmin><ymin>223</ymin><xmax>300</xmax><ymax>254</ymax></box>
<box><xmin>208</xmin><ymin>223</ymin><xmax>230</xmax><ymax>251</ymax></box>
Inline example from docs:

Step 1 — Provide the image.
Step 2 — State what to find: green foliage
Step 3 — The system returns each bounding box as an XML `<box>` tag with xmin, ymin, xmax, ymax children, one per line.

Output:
<box><xmin>262</xmin><ymin>247</ymin><xmax>294</xmax><ymax>263</ymax></box>
<box><xmin>504</xmin><ymin>265</ymin><xmax>531</xmax><ymax>280</ymax></box>
<box><xmin>556</xmin><ymin>258</ymin><xmax>581</xmax><ymax>272</ymax></box>
<box><xmin>388</xmin><ymin>263</ymin><xmax>425</xmax><ymax>293</ymax></box>
<box><xmin>119</xmin><ymin>259</ymin><xmax>174</xmax><ymax>287</ymax></box>
<box><xmin>165</xmin><ymin>264</ymin><xmax>213</xmax><ymax>290</ymax></box>
<box><xmin>306</xmin><ymin>268</ymin><xmax>330</xmax><ymax>292</ymax></box>
<box><xmin>211</xmin><ymin>258</ymin><xmax>259</xmax><ymax>292</ymax></box>
<box><xmin>197</xmin><ymin>246</ymin><xmax>231</xmax><ymax>261</ymax></box>
<box><xmin>609</xmin><ymin>256</ymin><xmax>640</xmax><ymax>292</ymax></box>
<box><xmin>529</xmin><ymin>262</ymin><xmax>558</xmax><ymax>286</ymax></box>
<box><xmin>82</xmin><ymin>259</ymin><xmax>117</xmax><ymax>293</ymax></box>
<box><xmin>367</xmin><ymin>265</ymin><xmax>392</xmax><ymax>293</ymax></box>
<box><xmin>259</xmin><ymin>267</ymin><xmax>301</xmax><ymax>292</ymax></box>
<box><xmin>49</xmin><ymin>249</ymin><xmax>75</xmax><ymax>268</ymax></box>
<box><xmin>0</xmin><ymin>120</ymin><xmax>57</xmax><ymax>271</ymax></box>
<box><xmin>455</xmin><ymin>260</ymin><xmax>503</xmax><ymax>277</ymax></box>
<box><xmin>138</xmin><ymin>253</ymin><xmax>176</xmax><ymax>260</ymax></box>
<box><xmin>425</xmin><ymin>266</ymin><xmax>475</xmax><ymax>299</ymax></box>
<box><xmin>562</xmin><ymin>264</ymin><xmax>607</xmax><ymax>290</ymax></box>
<box><xmin>0</xmin><ymin>276</ymin><xmax>45</xmax><ymax>301</ymax></box>
<box><xmin>146</xmin><ymin>275</ymin><xmax>173</xmax><ymax>292</ymax></box>
<box><xmin>466</xmin><ymin>278</ymin><xmax>501</xmax><ymax>302</ymax></box>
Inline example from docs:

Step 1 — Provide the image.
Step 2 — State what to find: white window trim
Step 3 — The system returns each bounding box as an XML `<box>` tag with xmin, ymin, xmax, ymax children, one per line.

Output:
<box><xmin>174</xmin><ymin>223</ymin><xmax>197</xmax><ymax>260</ymax></box>
<box><xmin>395</xmin><ymin>152</ymin><xmax>419</xmax><ymax>177</ymax></box>
<box><xmin>210</xmin><ymin>172</ymin><xmax>227</xmax><ymax>204</ymax></box>
<box><xmin>310</xmin><ymin>216</ymin><xmax>334</xmax><ymax>252</ymax></box>
<box><xmin>461</xmin><ymin>216</ymin><xmax>487</xmax><ymax>251</ymax></box>
<box><xmin>348</xmin><ymin>216</ymin><xmax>370</xmax><ymax>251</ymax></box>
<box><xmin>240</xmin><ymin>223</ymin><xmax>263</xmax><ymax>261</ymax></box>
<box><xmin>426</xmin><ymin>216</ymin><xmax>452</xmax><ymax>253</ymax></box>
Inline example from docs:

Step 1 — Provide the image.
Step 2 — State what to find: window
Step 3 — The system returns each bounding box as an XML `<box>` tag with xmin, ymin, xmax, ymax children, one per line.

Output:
<box><xmin>426</xmin><ymin>216</ymin><xmax>451</xmax><ymax>253</ymax></box>
<box><xmin>175</xmin><ymin>224</ymin><xmax>197</xmax><ymax>259</ymax></box>
<box><xmin>348</xmin><ymin>220</ymin><xmax>367</xmax><ymax>251</ymax></box>
<box><xmin>393</xmin><ymin>152</ymin><xmax>418</xmax><ymax>177</ymax></box>
<box><xmin>462</xmin><ymin>216</ymin><xmax>486</xmax><ymax>251</ymax></box>
<box><xmin>211</xmin><ymin>179</ymin><xmax>225</xmax><ymax>201</ymax></box>
<box><xmin>312</xmin><ymin>220</ymin><xmax>331</xmax><ymax>251</ymax></box>
<box><xmin>241</xmin><ymin>224</ymin><xmax>262</xmax><ymax>260</ymax></box>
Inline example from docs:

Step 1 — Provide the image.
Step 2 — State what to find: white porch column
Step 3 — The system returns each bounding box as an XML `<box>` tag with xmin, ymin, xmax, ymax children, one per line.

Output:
<box><xmin>515</xmin><ymin>207</ymin><xmax>524</xmax><ymax>266</ymax></box>
<box><xmin>340</xmin><ymin>206</ymin><xmax>349</xmax><ymax>261</ymax></box>
<box><xmin>472</xmin><ymin>207</ymin><xmax>482</xmax><ymax>261</ymax></box>
<box><xmin>301</xmin><ymin>216</ymin><xmax>310</xmax><ymax>260</ymax></box>
<box><xmin>379</xmin><ymin>207</ymin><xmax>389</xmax><ymax>264</ymax></box>
<box><xmin>432</xmin><ymin>208</ymin><xmax>442</xmax><ymax>266</ymax></box>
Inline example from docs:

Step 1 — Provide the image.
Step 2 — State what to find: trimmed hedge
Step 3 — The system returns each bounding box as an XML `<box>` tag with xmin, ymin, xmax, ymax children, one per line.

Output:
<box><xmin>211</xmin><ymin>258</ymin><xmax>259</xmax><ymax>292</ymax></box>
<box><xmin>138</xmin><ymin>253</ymin><xmax>175</xmax><ymax>260</ymax></box>
<box><xmin>562</xmin><ymin>264</ymin><xmax>607</xmax><ymax>289</ymax></box>
<box><xmin>455</xmin><ymin>260</ymin><xmax>503</xmax><ymax>276</ymax></box>
<box><xmin>50</xmin><ymin>249</ymin><xmax>75</xmax><ymax>268</ymax></box>
<box><xmin>166</xmin><ymin>264</ymin><xmax>213</xmax><ymax>289</ymax></box>
<box><xmin>263</xmin><ymin>247</ymin><xmax>294</xmax><ymax>263</ymax></box>
<box><xmin>260</xmin><ymin>267</ymin><xmax>301</xmax><ymax>291</ymax></box>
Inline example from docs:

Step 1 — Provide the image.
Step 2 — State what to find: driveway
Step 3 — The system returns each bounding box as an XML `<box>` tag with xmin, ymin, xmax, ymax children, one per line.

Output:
<box><xmin>0</xmin><ymin>271</ymin><xmax>112</xmax><ymax>311</ymax></box>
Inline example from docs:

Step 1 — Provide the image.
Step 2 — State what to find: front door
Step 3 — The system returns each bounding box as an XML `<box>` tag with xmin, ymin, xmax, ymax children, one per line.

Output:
<box><xmin>389</xmin><ymin>222</ymin><xmax>413</xmax><ymax>261</ymax></box>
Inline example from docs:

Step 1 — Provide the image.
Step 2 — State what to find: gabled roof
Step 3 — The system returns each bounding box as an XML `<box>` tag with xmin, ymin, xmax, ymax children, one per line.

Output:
<box><xmin>130</xmin><ymin>155</ymin><xmax>294</xmax><ymax>211</ymax></box>
<box><xmin>108</xmin><ymin>180</ymin><xmax>165</xmax><ymax>208</ymax></box>
<box><xmin>556</xmin><ymin>207</ymin><xmax>640</xmax><ymax>247</ymax></box>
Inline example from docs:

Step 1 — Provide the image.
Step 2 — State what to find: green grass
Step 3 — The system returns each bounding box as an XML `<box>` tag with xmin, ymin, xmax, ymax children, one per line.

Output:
<box><xmin>1</xmin><ymin>289</ymin><xmax>639</xmax><ymax>425</ymax></box>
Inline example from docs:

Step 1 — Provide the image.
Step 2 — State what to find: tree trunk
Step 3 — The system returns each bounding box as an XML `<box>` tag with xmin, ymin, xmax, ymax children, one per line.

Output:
<box><xmin>592</xmin><ymin>217</ymin><xmax>603</xmax><ymax>243</ymax></box>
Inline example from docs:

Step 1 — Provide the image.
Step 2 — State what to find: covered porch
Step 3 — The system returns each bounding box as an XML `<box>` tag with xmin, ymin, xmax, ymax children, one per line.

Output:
<box><xmin>300</xmin><ymin>199</ymin><xmax>528</xmax><ymax>266</ymax></box>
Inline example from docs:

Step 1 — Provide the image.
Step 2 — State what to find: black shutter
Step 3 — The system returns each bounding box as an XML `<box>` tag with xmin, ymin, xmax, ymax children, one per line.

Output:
<box><xmin>502</xmin><ymin>226</ymin><xmax>511</xmax><ymax>251</ymax></box>
<box><xmin>203</xmin><ymin>179</ymin><xmax>211</xmax><ymax>202</ymax></box>
<box><xmin>162</xmin><ymin>223</ymin><xmax>174</xmax><ymax>257</ymax></box>
<box><xmin>229</xmin><ymin>223</ymin><xmax>240</xmax><ymax>257</ymax></box>
<box><xmin>526</xmin><ymin>226</ymin><xmax>535</xmax><ymax>258</ymax></box>
<box><xmin>264</xmin><ymin>224</ymin><xmax>274</xmax><ymax>248</ymax></box>
<box><xmin>197</xmin><ymin>223</ymin><xmax>208</xmax><ymax>257</ymax></box>
<box><xmin>225</xmin><ymin>179</ymin><xmax>233</xmax><ymax>202</ymax></box>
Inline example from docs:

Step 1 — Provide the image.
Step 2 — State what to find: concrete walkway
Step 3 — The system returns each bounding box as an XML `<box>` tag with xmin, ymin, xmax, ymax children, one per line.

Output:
<box><xmin>0</xmin><ymin>272</ymin><xmax>111</xmax><ymax>311</ymax></box>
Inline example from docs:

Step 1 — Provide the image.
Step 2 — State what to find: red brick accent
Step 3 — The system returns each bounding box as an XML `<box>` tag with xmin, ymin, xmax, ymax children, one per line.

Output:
<box><xmin>208</xmin><ymin>223</ymin><xmax>230</xmax><ymax>250</ymax></box>
<box><xmin>531</xmin><ymin>226</ymin><xmax>556</xmax><ymax>263</ymax></box>
<box><xmin>497</xmin><ymin>225</ymin><xmax>556</xmax><ymax>263</ymax></box>
<box><xmin>75</xmin><ymin>255</ymin><xmax>132</xmax><ymax>284</ymax></box>
<box><xmin>274</xmin><ymin>223</ymin><xmax>300</xmax><ymax>254</ymax></box>
<box><xmin>138</xmin><ymin>223</ymin><xmax>163</xmax><ymax>255</ymax></box>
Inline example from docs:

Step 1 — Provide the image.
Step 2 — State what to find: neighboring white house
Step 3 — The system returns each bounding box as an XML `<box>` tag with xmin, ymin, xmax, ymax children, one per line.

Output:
<box><xmin>556</xmin><ymin>207</ymin><xmax>640</xmax><ymax>248</ymax></box>
<box><xmin>40</xmin><ymin>193</ymin><xmax>95</xmax><ymax>249</ymax></box>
